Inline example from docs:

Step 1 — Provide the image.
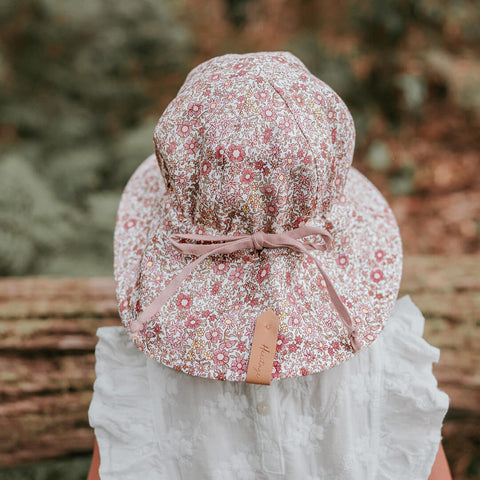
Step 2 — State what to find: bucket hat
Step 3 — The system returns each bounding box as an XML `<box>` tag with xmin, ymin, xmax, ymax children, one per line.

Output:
<box><xmin>114</xmin><ymin>51</ymin><xmax>403</xmax><ymax>384</ymax></box>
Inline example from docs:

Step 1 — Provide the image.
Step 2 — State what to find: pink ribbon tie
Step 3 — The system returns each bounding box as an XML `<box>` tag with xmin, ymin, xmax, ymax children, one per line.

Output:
<box><xmin>130</xmin><ymin>224</ymin><xmax>360</xmax><ymax>352</ymax></box>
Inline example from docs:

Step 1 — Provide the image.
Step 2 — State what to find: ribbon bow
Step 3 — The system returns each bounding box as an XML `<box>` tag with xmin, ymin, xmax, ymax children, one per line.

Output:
<box><xmin>130</xmin><ymin>224</ymin><xmax>360</xmax><ymax>352</ymax></box>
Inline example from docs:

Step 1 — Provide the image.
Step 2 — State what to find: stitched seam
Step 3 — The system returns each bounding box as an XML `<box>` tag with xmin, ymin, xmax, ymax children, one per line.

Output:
<box><xmin>258</xmin><ymin>60</ymin><xmax>320</xmax><ymax>218</ymax></box>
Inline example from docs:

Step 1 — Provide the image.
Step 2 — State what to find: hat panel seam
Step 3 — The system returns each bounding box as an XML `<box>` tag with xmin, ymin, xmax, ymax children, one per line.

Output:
<box><xmin>257</xmin><ymin>62</ymin><xmax>320</xmax><ymax>220</ymax></box>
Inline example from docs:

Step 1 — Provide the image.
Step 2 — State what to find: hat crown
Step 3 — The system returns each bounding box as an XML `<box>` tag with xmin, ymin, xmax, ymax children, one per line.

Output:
<box><xmin>154</xmin><ymin>51</ymin><xmax>356</xmax><ymax>234</ymax></box>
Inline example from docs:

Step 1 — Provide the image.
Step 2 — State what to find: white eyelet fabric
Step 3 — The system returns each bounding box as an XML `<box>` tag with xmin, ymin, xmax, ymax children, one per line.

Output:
<box><xmin>88</xmin><ymin>296</ymin><xmax>449</xmax><ymax>480</ymax></box>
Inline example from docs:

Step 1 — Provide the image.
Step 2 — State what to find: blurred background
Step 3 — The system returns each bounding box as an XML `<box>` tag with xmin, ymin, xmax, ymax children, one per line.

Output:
<box><xmin>0</xmin><ymin>0</ymin><xmax>479</xmax><ymax>478</ymax></box>
<box><xmin>1</xmin><ymin>0</ymin><xmax>479</xmax><ymax>277</ymax></box>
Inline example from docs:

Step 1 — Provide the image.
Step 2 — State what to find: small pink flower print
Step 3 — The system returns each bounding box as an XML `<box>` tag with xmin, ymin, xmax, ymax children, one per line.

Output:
<box><xmin>119</xmin><ymin>298</ymin><xmax>129</xmax><ymax>312</ymax></box>
<box><xmin>166</xmin><ymin>141</ymin><xmax>177</xmax><ymax>154</ymax></box>
<box><xmin>259</xmin><ymin>183</ymin><xmax>277</xmax><ymax>196</ymax></box>
<box><xmin>228</xmin><ymin>266</ymin><xmax>245</xmax><ymax>282</ymax></box>
<box><xmin>176</xmin><ymin>293</ymin><xmax>192</xmax><ymax>309</ymax></box>
<box><xmin>256</xmin><ymin>76</ymin><xmax>263</xmax><ymax>83</ymax></box>
<box><xmin>294</xmin><ymin>285</ymin><xmax>305</xmax><ymax>298</ymax></box>
<box><xmin>228</xmin><ymin>145</ymin><xmax>245</xmax><ymax>162</ymax></box>
<box><xmin>316</xmin><ymin>276</ymin><xmax>327</xmax><ymax>289</ymax></box>
<box><xmin>187</xmin><ymin>102</ymin><xmax>202</xmax><ymax>116</ymax></box>
<box><xmin>209</xmin><ymin>73</ymin><xmax>221</xmax><ymax>81</ymax></box>
<box><xmin>295</xmin><ymin>336</ymin><xmax>303</xmax><ymax>345</ymax></box>
<box><xmin>240</xmin><ymin>168</ymin><xmax>254</xmax><ymax>183</ymax></box>
<box><xmin>370</xmin><ymin>269</ymin><xmax>384</xmax><ymax>283</ymax></box>
<box><xmin>145</xmin><ymin>331</ymin><xmax>155</xmax><ymax>338</ymax></box>
<box><xmin>286</xmin><ymin>271</ymin><xmax>292</xmax><ymax>286</ymax></box>
<box><xmin>201</xmin><ymin>160</ymin><xmax>211</xmax><ymax>176</ymax></box>
<box><xmin>313</xmin><ymin>92</ymin><xmax>325</xmax><ymax>105</ymax></box>
<box><xmin>234</xmin><ymin>62</ymin><xmax>246</xmax><ymax>70</ymax></box>
<box><xmin>212</xmin><ymin>348</ymin><xmax>229</xmax><ymax>366</ymax></box>
<box><xmin>278</xmin><ymin>117</ymin><xmax>294</xmax><ymax>132</ymax></box>
<box><xmin>144</xmin><ymin>256</ymin><xmax>155</xmax><ymax>269</ymax></box>
<box><xmin>288</xmin><ymin>313</ymin><xmax>302</xmax><ymax>327</ymax></box>
<box><xmin>287</xmin><ymin>293</ymin><xmax>296</xmax><ymax>306</ymax></box>
<box><xmin>213</xmin><ymin>260</ymin><xmax>229</xmax><ymax>275</ymax></box>
<box><xmin>253</xmin><ymin>161</ymin><xmax>266</xmax><ymax>174</ymax></box>
<box><xmin>272</xmin><ymin>361</ymin><xmax>281</xmax><ymax>378</ymax></box>
<box><xmin>288</xmin><ymin>343</ymin><xmax>299</xmax><ymax>353</ymax></box>
<box><xmin>237</xmin><ymin>342</ymin><xmax>246</xmax><ymax>353</ymax></box>
<box><xmin>210</xmin><ymin>282</ymin><xmax>222</xmax><ymax>296</ymax></box>
<box><xmin>185</xmin><ymin>315</ymin><xmax>200</xmax><ymax>328</ymax></box>
<box><xmin>261</xmin><ymin>105</ymin><xmax>277</xmax><ymax>121</ymax></box>
<box><xmin>124</xmin><ymin>219</ymin><xmax>136</xmax><ymax>229</ymax></box>
<box><xmin>326</xmin><ymin>108</ymin><xmax>336</xmax><ymax>123</ymax></box>
<box><xmin>177</xmin><ymin>120</ymin><xmax>192</xmax><ymax>137</ymax></box>
<box><xmin>276</xmin><ymin>333</ymin><xmax>287</xmax><ymax>352</ymax></box>
<box><xmin>293</xmin><ymin>94</ymin><xmax>304</xmax><ymax>105</ymax></box>
<box><xmin>254</xmin><ymin>90</ymin><xmax>270</xmax><ymax>102</ymax></box>
<box><xmin>215</xmin><ymin>145</ymin><xmax>226</xmax><ymax>159</ymax></box>
<box><xmin>375</xmin><ymin>249</ymin><xmax>385</xmax><ymax>262</ymax></box>
<box><xmin>337</xmin><ymin>254</ymin><xmax>349</xmax><ymax>267</ymax></box>
<box><xmin>176</xmin><ymin>173</ymin><xmax>188</xmax><ymax>188</ymax></box>
<box><xmin>231</xmin><ymin>357</ymin><xmax>247</xmax><ymax>373</ymax></box>
<box><xmin>206</xmin><ymin>328</ymin><xmax>222</xmax><ymax>343</ymax></box>
<box><xmin>185</xmin><ymin>138</ymin><xmax>198</xmax><ymax>154</ymax></box>
<box><xmin>265</xmin><ymin>201</ymin><xmax>278</xmax><ymax>216</ymax></box>
<box><xmin>300</xmin><ymin>367</ymin><xmax>308</xmax><ymax>376</ymax></box>
<box><xmin>257</xmin><ymin>264</ymin><xmax>271</xmax><ymax>283</ymax></box>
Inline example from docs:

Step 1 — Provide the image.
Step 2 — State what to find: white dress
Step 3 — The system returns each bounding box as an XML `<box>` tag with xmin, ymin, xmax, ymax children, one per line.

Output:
<box><xmin>88</xmin><ymin>295</ymin><xmax>449</xmax><ymax>480</ymax></box>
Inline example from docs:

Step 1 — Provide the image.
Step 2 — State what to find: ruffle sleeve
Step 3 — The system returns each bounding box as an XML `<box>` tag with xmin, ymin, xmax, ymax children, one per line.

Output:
<box><xmin>376</xmin><ymin>295</ymin><xmax>450</xmax><ymax>480</ymax></box>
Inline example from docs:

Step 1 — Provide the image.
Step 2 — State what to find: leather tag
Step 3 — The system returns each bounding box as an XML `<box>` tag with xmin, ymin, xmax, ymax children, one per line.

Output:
<box><xmin>246</xmin><ymin>308</ymin><xmax>280</xmax><ymax>385</ymax></box>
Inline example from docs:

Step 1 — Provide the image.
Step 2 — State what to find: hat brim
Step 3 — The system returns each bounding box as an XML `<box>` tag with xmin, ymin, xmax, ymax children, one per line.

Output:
<box><xmin>114</xmin><ymin>154</ymin><xmax>402</xmax><ymax>381</ymax></box>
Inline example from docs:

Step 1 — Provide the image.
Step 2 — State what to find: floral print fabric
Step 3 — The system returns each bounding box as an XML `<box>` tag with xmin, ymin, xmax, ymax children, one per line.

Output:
<box><xmin>113</xmin><ymin>52</ymin><xmax>403</xmax><ymax>382</ymax></box>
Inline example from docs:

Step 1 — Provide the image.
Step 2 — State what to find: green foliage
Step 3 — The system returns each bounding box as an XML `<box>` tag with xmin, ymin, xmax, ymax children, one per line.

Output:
<box><xmin>45</xmin><ymin>146</ymin><xmax>107</xmax><ymax>203</ymax></box>
<box><xmin>0</xmin><ymin>154</ymin><xmax>72</xmax><ymax>275</ymax></box>
<box><xmin>0</xmin><ymin>0</ymin><xmax>192</xmax><ymax>276</ymax></box>
<box><xmin>0</xmin><ymin>455</ymin><xmax>91</xmax><ymax>480</ymax></box>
